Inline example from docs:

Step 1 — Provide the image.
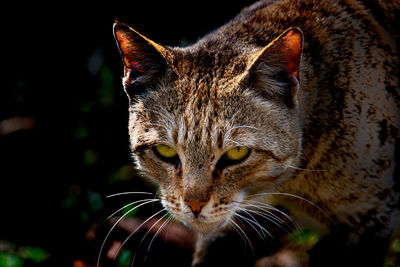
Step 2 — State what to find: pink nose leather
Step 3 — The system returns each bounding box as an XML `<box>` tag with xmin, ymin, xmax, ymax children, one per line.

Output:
<box><xmin>185</xmin><ymin>200</ymin><xmax>206</xmax><ymax>214</ymax></box>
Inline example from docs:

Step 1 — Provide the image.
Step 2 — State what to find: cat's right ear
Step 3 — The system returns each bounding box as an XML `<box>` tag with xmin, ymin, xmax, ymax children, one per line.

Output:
<box><xmin>113</xmin><ymin>21</ymin><xmax>171</xmax><ymax>95</ymax></box>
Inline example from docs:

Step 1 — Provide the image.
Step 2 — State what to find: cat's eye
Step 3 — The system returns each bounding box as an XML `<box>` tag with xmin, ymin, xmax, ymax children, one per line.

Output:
<box><xmin>153</xmin><ymin>144</ymin><xmax>178</xmax><ymax>162</ymax></box>
<box><xmin>216</xmin><ymin>146</ymin><xmax>251</xmax><ymax>169</ymax></box>
<box><xmin>224</xmin><ymin>146</ymin><xmax>250</xmax><ymax>161</ymax></box>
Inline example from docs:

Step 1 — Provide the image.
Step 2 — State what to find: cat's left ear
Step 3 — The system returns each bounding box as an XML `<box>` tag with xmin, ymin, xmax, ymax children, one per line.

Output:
<box><xmin>246</xmin><ymin>28</ymin><xmax>303</xmax><ymax>107</ymax></box>
<box><xmin>250</xmin><ymin>27</ymin><xmax>303</xmax><ymax>80</ymax></box>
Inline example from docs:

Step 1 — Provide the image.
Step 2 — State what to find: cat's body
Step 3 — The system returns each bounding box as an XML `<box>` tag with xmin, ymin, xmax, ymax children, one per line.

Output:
<box><xmin>113</xmin><ymin>0</ymin><xmax>400</xmax><ymax>266</ymax></box>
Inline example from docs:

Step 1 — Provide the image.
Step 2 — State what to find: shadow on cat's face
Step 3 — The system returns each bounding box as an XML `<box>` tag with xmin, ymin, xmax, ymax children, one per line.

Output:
<box><xmin>114</xmin><ymin>22</ymin><xmax>303</xmax><ymax>233</ymax></box>
<box><xmin>128</xmin><ymin>72</ymin><xmax>302</xmax><ymax>233</ymax></box>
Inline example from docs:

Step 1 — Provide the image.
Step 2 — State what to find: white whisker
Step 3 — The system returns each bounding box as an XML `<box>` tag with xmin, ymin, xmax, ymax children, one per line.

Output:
<box><xmin>114</xmin><ymin>208</ymin><xmax>167</xmax><ymax>260</ymax></box>
<box><xmin>97</xmin><ymin>198</ymin><xmax>160</xmax><ymax>267</ymax></box>
<box><xmin>143</xmin><ymin>215</ymin><xmax>174</xmax><ymax>263</ymax></box>
<box><xmin>227</xmin><ymin>217</ymin><xmax>254</xmax><ymax>256</ymax></box>
<box><xmin>241</xmin><ymin>200</ymin><xmax>295</xmax><ymax>226</ymax></box>
<box><xmin>106</xmin><ymin>191</ymin><xmax>154</xmax><ymax>198</ymax></box>
<box><xmin>227</xmin><ymin>217</ymin><xmax>246</xmax><ymax>243</ymax></box>
<box><xmin>234</xmin><ymin>211</ymin><xmax>270</xmax><ymax>240</ymax></box>
<box><xmin>242</xmin><ymin>205</ymin><xmax>292</xmax><ymax>231</ymax></box>
<box><xmin>237</xmin><ymin>207</ymin><xmax>279</xmax><ymax>238</ymax></box>
<box><xmin>250</xmin><ymin>192</ymin><xmax>331</xmax><ymax>221</ymax></box>
<box><xmin>238</xmin><ymin>203</ymin><xmax>301</xmax><ymax>239</ymax></box>
<box><xmin>244</xmin><ymin>202</ymin><xmax>309</xmax><ymax>252</ymax></box>
<box><xmin>106</xmin><ymin>198</ymin><xmax>158</xmax><ymax>221</ymax></box>
<box><xmin>132</xmin><ymin>212</ymin><xmax>170</xmax><ymax>266</ymax></box>
<box><xmin>138</xmin><ymin>214</ymin><xmax>169</xmax><ymax>249</ymax></box>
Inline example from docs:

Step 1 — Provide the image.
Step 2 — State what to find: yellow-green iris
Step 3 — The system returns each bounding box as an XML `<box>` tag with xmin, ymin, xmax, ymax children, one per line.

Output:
<box><xmin>224</xmin><ymin>146</ymin><xmax>250</xmax><ymax>161</ymax></box>
<box><xmin>154</xmin><ymin>144</ymin><xmax>177</xmax><ymax>159</ymax></box>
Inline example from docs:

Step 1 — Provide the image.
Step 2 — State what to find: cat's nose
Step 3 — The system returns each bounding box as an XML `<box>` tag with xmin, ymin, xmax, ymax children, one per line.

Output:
<box><xmin>185</xmin><ymin>200</ymin><xmax>207</xmax><ymax>216</ymax></box>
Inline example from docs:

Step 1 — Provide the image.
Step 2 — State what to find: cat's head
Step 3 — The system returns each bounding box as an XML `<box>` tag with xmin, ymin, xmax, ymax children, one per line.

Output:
<box><xmin>114</xmin><ymin>21</ymin><xmax>303</xmax><ymax>233</ymax></box>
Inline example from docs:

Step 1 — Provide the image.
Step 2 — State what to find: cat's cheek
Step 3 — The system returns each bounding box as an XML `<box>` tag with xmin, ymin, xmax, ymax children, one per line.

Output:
<box><xmin>134</xmin><ymin>156</ymin><xmax>173</xmax><ymax>184</ymax></box>
<box><xmin>161</xmin><ymin>194</ymin><xmax>182</xmax><ymax>217</ymax></box>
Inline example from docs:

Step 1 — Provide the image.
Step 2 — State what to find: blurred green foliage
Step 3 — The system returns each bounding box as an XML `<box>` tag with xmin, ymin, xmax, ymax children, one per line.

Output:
<box><xmin>74</xmin><ymin>122</ymin><xmax>89</xmax><ymax>140</ymax></box>
<box><xmin>83</xmin><ymin>149</ymin><xmax>99</xmax><ymax>166</ymax></box>
<box><xmin>0</xmin><ymin>242</ymin><xmax>49</xmax><ymax>267</ymax></box>
<box><xmin>117</xmin><ymin>250</ymin><xmax>133</xmax><ymax>267</ymax></box>
<box><xmin>289</xmin><ymin>228</ymin><xmax>320</xmax><ymax>249</ymax></box>
<box><xmin>23</xmin><ymin>247</ymin><xmax>50</xmax><ymax>264</ymax></box>
<box><xmin>98</xmin><ymin>66</ymin><xmax>115</xmax><ymax>109</ymax></box>
<box><xmin>384</xmin><ymin>222</ymin><xmax>400</xmax><ymax>267</ymax></box>
<box><xmin>0</xmin><ymin>50</ymin><xmax>144</xmax><ymax>265</ymax></box>
<box><xmin>108</xmin><ymin>165</ymin><xmax>136</xmax><ymax>184</ymax></box>
<box><xmin>0</xmin><ymin>253</ymin><xmax>23</xmax><ymax>267</ymax></box>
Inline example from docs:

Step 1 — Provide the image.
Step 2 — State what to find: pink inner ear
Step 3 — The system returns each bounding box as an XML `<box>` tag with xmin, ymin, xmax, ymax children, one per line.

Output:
<box><xmin>282</xmin><ymin>30</ymin><xmax>302</xmax><ymax>79</ymax></box>
<box><xmin>115</xmin><ymin>30</ymin><xmax>148</xmax><ymax>74</ymax></box>
<box><xmin>125</xmin><ymin>49</ymin><xmax>147</xmax><ymax>73</ymax></box>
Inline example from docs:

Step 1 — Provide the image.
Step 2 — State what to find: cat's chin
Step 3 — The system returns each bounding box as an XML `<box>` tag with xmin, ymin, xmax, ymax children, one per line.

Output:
<box><xmin>182</xmin><ymin>218</ymin><xmax>227</xmax><ymax>234</ymax></box>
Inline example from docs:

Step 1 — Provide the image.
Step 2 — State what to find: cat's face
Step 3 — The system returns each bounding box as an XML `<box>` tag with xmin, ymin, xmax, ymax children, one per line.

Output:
<box><xmin>114</xmin><ymin>22</ymin><xmax>303</xmax><ymax>233</ymax></box>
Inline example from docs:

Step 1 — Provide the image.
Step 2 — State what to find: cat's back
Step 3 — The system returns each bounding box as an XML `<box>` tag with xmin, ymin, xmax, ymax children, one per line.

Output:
<box><xmin>195</xmin><ymin>0</ymin><xmax>400</xmax><ymax>134</ymax></box>
<box><xmin>189</xmin><ymin>0</ymin><xmax>400</xmax><ymax>236</ymax></box>
<box><xmin>200</xmin><ymin>0</ymin><xmax>399</xmax><ymax>46</ymax></box>
<box><xmin>198</xmin><ymin>0</ymin><xmax>399</xmax><ymax>124</ymax></box>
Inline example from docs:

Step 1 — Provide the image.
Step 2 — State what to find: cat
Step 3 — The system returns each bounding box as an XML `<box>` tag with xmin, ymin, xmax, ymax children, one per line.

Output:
<box><xmin>113</xmin><ymin>0</ymin><xmax>400</xmax><ymax>266</ymax></box>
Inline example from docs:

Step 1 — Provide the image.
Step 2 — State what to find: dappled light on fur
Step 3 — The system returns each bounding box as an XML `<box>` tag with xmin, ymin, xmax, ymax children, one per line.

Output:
<box><xmin>111</xmin><ymin>0</ymin><xmax>400</xmax><ymax>266</ymax></box>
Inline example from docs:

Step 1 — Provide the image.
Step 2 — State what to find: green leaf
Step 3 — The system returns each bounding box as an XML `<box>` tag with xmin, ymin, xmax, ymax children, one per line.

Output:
<box><xmin>290</xmin><ymin>228</ymin><xmax>320</xmax><ymax>248</ymax></box>
<box><xmin>88</xmin><ymin>192</ymin><xmax>104</xmax><ymax>213</ymax></box>
<box><xmin>108</xmin><ymin>165</ymin><xmax>136</xmax><ymax>183</ymax></box>
<box><xmin>117</xmin><ymin>250</ymin><xmax>132</xmax><ymax>267</ymax></box>
<box><xmin>81</xmin><ymin>210</ymin><xmax>89</xmax><ymax>223</ymax></box>
<box><xmin>383</xmin><ymin>262</ymin><xmax>395</xmax><ymax>267</ymax></box>
<box><xmin>98</xmin><ymin>65</ymin><xmax>115</xmax><ymax>108</ymax></box>
<box><xmin>391</xmin><ymin>238</ymin><xmax>400</xmax><ymax>254</ymax></box>
<box><xmin>123</xmin><ymin>205</ymin><xmax>138</xmax><ymax>218</ymax></box>
<box><xmin>61</xmin><ymin>191</ymin><xmax>79</xmax><ymax>209</ymax></box>
<box><xmin>22</xmin><ymin>246</ymin><xmax>50</xmax><ymax>263</ymax></box>
<box><xmin>83</xmin><ymin>149</ymin><xmax>99</xmax><ymax>165</ymax></box>
<box><xmin>0</xmin><ymin>252</ymin><xmax>23</xmax><ymax>267</ymax></box>
<box><xmin>74</xmin><ymin>122</ymin><xmax>89</xmax><ymax>140</ymax></box>
<box><xmin>80</xmin><ymin>101</ymin><xmax>95</xmax><ymax>113</ymax></box>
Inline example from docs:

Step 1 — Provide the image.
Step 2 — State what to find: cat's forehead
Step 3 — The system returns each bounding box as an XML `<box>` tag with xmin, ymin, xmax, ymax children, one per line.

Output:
<box><xmin>171</xmin><ymin>48</ymin><xmax>249</xmax><ymax>91</ymax></box>
<box><xmin>130</xmin><ymin>47</ymin><xmax>270</xmax><ymax>152</ymax></box>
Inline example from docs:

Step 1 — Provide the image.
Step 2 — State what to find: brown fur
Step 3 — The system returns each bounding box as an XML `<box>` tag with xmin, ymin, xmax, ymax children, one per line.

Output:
<box><xmin>113</xmin><ymin>0</ymin><xmax>400</xmax><ymax>266</ymax></box>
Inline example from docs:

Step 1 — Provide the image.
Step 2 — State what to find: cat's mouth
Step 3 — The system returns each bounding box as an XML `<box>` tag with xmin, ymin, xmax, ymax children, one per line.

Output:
<box><xmin>175</xmin><ymin>206</ymin><xmax>235</xmax><ymax>233</ymax></box>
<box><xmin>162</xmin><ymin>193</ymin><xmax>245</xmax><ymax>233</ymax></box>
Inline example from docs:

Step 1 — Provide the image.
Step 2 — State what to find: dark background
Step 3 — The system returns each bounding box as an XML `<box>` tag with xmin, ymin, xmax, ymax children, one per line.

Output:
<box><xmin>0</xmin><ymin>1</ymin><xmax>255</xmax><ymax>266</ymax></box>
<box><xmin>3</xmin><ymin>2</ymin><xmax>400</xmax><ymax>267</ymax></box>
